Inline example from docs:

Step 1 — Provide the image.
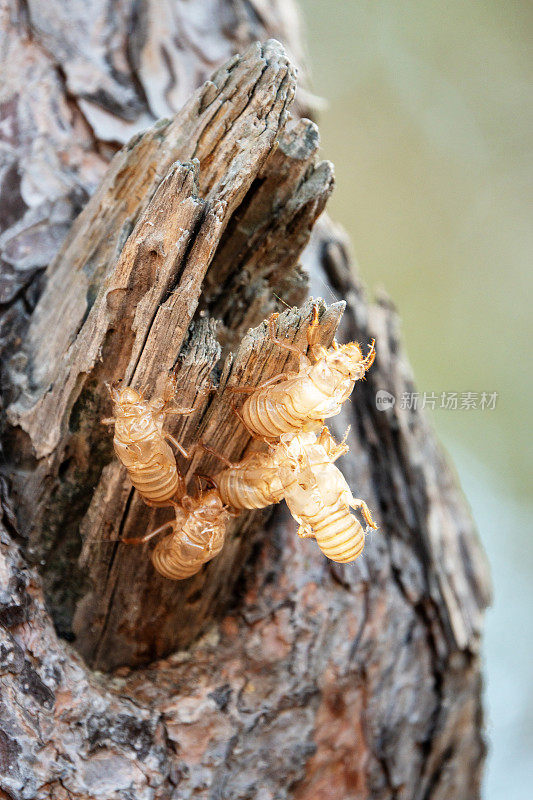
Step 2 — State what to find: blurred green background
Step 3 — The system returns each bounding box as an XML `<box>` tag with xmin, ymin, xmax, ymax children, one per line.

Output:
<box><xmin>298</xmin><ymin>1</ymin><xmax>532</xmax><ymax>797</ymax></box>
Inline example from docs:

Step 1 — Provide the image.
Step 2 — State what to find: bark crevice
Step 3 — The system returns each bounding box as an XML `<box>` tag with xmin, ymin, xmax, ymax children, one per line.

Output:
<box><xmin>0</xmin><ymin>6</ymin><xmax>490</xmax><ymax>799</ymax></box>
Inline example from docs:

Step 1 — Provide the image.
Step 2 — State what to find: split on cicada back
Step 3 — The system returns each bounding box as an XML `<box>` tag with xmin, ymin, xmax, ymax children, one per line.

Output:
<box><xmin>201</xmin><ymin>427</ymin><xmax>377</xmax><ymax>564</ymax></box>
<box><xmin>103</xmin><ymin>373</ymin><xmax>207</xmax><ymax>506</ymax></box>
<box><xmin>99</xmin><ymin>302</ymin><xmax>378</xmax><ymax>577</ymax></box>
<box><xmin>231</xmin><ymin>303</ymin><xmax>375</xmax><ymax>441</ymax></box>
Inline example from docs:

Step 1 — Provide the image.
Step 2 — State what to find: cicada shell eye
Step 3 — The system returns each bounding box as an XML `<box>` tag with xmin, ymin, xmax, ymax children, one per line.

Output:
<box><xmin>203</xmin><ymin>491</ymin><xmax>224</xmax><ymax>513</ymax></box>
<box><xmin>119</xmin><ymin>387</ymin><xmax>142</xmax><ymax>404</ymax></box>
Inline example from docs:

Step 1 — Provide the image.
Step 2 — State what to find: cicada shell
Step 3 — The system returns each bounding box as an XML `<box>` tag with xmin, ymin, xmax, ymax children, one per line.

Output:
<box><xmin>279</xmin><ymin>429</ymin><xmax>377</xmax><ymax>564</ymax></box>
<box><xmin>237</xmin><ymin>304</ymin><xmax>375</xmax><ymax>441</ymax></box>
<box><xmin>106</xmin><ymin>378</ymin><xmax>197</xmax><ymax>506</ymax></box>
<box><xmin>203</xmin><ymin>435</ymin><xmax>314</xmax><ymax>512</ymax></box>
<box><xmin>205</xmin><ymin>427</ymin><xmax>376</xmax><ymax>564</ymax></box>
<box><xmin>149</xmin><ymin>491</ymin><xmax>229</xmax><ymax>580</ymax></box>
<box><xmin>215</xmin><ymin>449</ymin><xmax>288</xmax><ymax>510</ymax></box>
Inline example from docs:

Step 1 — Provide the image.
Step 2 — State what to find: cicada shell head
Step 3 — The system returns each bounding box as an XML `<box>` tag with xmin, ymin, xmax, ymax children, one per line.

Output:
<box><xmin>323</xmin><ymin>339</ymin><xmax>376</xmax><ymax>385</ymax></box>
<box><xmin>108</xmin><ymin>384</ymin><xmax>144</xmax><ymax>413</ymax></box>
<box><xmin>196</xmin><ymin>489</ymin><xmax>226</xmax><ymax>519</ymax></box>
<box><xmin>327</xmin><ymin>342</ymin><xmax>364</xmax><ymax>378</ymax></box>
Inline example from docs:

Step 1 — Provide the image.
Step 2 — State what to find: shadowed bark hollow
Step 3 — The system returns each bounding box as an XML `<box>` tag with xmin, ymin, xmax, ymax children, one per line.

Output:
<box><xmin>0</xmin><ymin>3</ymin><xmax>490</xmax><ymax>799</ymax></box>
<box><xmin>5</xmin><ymin>39</ymin><xmax>336</xmax><ymax>668</ymax></box>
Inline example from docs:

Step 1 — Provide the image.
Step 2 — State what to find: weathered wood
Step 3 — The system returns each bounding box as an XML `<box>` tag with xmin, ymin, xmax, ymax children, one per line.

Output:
<box><xmin>73</xmin><ymin>300</ymin><xmax>343</xmax><ymax>670</ymax></box>
<box><xmin>0</xmin><ymin>2</ymin><xmax>491</xmax><ymax>799</ymax></box>
<box><xmin>0</xmin><ymin>251</ymin><xmax>490</xmax><ymax>796</ymax></box>
<box><xmin>4</xmin><ymin>41</ymin><xmax>335</xmax><ymax>665</ymax></box>
<box><xmin>0</xmin><ymin>0</ymin><xmax>310</xmax><ymax>314</ymax></box>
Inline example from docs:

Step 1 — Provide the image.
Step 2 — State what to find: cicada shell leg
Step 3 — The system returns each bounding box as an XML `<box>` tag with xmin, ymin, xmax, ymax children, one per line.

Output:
<box><xmin>198</xmin><ymin>442</ymin><xmax>240</xmax><ymax>469</ymax></box>
<box><xmin>306</xmin><ymin>302</ymin><xmax>324</xmax><ymax>363</ymax></box>
<box><xmin>297</xmin><ymin>523</ymin><xmax>315</xmax><ymax>540</ymax></box>
<box><xmin>350</xmin><ymin>497</ymin><xmax>378</xmax><ymax>530</ymax></box>
<box><xmin>228</xmin><ymin>372</ymin><xmax>287</xmax><ymax>394</ymax></box>
<box><xmin>121</xmin><ymin>519</ymin><xmax>176</xmax><ymax>546</ymax></box>
<box><xmin>318</xmin><ymin>426</ymin><xmax>350</xmax><ymax>462</ymax></box>
<box><xmin>164</xmin><ymin>432</ymin><xmax>192</xmax><ymax>459</ymax></box>
<box><xmin>268</xmin><ymin>312</ymin><xmax>304</xmax><ymax>358</ymax></box>
<box><xmin>362</xmin><ymin>339</ymin><xmax>376</xmax><ymax>372</ymax></box>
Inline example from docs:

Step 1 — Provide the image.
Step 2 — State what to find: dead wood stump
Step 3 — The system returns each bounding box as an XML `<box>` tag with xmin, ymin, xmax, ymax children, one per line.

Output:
<box><xmin>0</xmin><ymin>4</ymin><xmax>490</xmax><ymax>799</ymax></box>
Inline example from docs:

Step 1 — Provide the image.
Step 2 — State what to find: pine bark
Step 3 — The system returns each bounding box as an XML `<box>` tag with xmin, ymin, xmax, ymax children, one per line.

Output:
<box><xmin>0</xmin><ymin>3</ymin><xmax>490</xmax><ymax>799</ymax></box>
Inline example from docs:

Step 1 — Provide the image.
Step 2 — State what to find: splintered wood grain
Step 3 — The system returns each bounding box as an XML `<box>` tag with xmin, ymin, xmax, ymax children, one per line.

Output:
<box><xmin>74</xmin><ymin>300</ymin><xmax>343</xmax><ymax>669</ymax></box>
<box><xmin>4</xmin><ymin>41</ymin><xmax>334</xmax><ymax>662</ymax></box>
<box><xmin>7</xmin><ymin>39</ymin><xmax>297</xmax><ymax>455</ymax></box>
<box><xmin>1</xmin><ymin>2</ymin><xmax>491</xmax><ymax>797</ymax></box>
<box><xmin>0</xmin><ymin>0</ymin><xmax>310</xmax><ymax>315</ymax></box>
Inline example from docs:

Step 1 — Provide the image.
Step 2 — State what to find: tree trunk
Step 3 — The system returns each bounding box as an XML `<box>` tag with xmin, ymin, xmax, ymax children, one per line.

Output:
<box><xmin>0</xmin><ymin>3</ymin><xmax>490</xmax><ymax>799</ymax></box>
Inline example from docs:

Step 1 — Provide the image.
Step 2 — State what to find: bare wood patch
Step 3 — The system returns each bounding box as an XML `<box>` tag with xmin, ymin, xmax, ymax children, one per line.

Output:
<box><xmin>4</xmin><ymin>42</ymin><xmax>334</xmax><ymax>667</ymax></box>
<box><xmin>0</xmin><ymin>7</ymin><xmax>491</xmax><ymax>795</ymax></box>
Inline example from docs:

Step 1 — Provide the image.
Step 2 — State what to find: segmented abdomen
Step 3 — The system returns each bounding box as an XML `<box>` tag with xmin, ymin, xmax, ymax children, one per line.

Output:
<box><xmin>151</xmin><ymin>518</ymin><xmax>226</xmax><ymax>580</ymax></box>
<box><xmin>126</xmin><ymin>455</ymin><xmax>180</xmax><ymax>505</ymax></box>
<box><xmin>217</xmin><ymin>468</ymin><xmax>277</xmax><ymax>510</ymax></box>
<box><xmin>242</xmin><ymin>388</ymin><xmax>300</xmax><ymax>439</ymax></box>
<box><xmin>113</xmin><ymin>432</ymin><xmax>180</xmax><ymax>505</ymax></box>
<box><xmin>302</xmin><ymin>501</ymin><xmax>365</xmax><ymax>563</ymax></box>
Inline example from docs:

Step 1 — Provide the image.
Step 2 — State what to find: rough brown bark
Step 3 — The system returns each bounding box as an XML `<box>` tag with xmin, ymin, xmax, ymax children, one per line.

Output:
<box><xmin>0</xmin><ymin>3</ymin><xmax>490</xmax><ymax>799</ymax></box>
<box><xmin>5</xmin><ymin>39</ymin><xmax>335</xmax><ymax>668</ymax></box>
